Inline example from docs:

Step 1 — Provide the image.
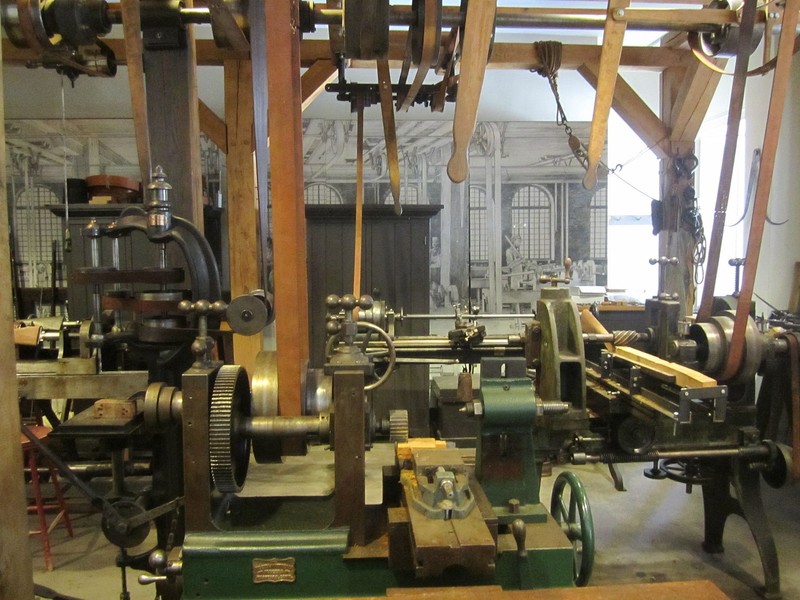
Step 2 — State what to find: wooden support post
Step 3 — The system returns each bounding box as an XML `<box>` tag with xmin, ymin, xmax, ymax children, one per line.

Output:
<box><xmin>265</xmin><ymin>0</ymin><xmax>310</xmax><ymax>421</ymax></box>
<box><xmin>0</xmin><ymin>37</ymin><xmax>36</xmax><ymax>599</ymax></box>
<box><xmin>144</xmin><ymin>26</ymin><xmax>204</xmax><ymax>228</ymax></box>
<box><xmin>225</xmin><ymin>59</ymin><xmax>261</xmax><ymax>374</ymax></box>
<box><xmin>332</xmin><ymin>370</ymin><xmax>367</xmax><ymax>546</ymax></box>
<box><xmin>659</xmin><ymin>53</ymin><xmax>725</xmax><ymax>314</ymax></box>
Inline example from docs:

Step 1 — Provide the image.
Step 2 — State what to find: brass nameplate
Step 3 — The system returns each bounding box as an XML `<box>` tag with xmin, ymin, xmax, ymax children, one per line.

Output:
<box><xmin>252</xmin><ymin>557</ymin><xmax>296</xmax><ymax>584</ymax></box>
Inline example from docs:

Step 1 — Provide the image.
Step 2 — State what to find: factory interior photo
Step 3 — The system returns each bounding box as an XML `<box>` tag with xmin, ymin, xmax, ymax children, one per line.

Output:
<box><xmin>3</xmin><ymin>1</ymin><xmax>800</xmax><ymax>599</ymax></box>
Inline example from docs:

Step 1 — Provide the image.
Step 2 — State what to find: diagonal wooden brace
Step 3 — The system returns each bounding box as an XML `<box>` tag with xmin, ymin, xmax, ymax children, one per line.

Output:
<box><xmin>582</xmin><ymin>0</ymin><xmax>630</xmax><ymax>191</ymax></box>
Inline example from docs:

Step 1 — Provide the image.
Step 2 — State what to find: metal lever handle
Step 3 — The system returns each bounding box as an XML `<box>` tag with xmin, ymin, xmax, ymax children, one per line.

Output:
<box><xmin>138</xmin><ymin>575</ymin><xmax>167</xmax><ymax>585</ymax></box>
<box><xmin>650</xmin><ymin>256</ymin><xmax>679</xmax><ymax>297</ymax></box>
<box><xmin>539</xmin><ymin>257</ymin><xmax>573</xmax><ymax>287</ymax></box>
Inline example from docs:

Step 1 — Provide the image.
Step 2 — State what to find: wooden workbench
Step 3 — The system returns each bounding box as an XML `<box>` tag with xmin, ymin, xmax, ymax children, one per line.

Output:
<box><xmin>372</xmin><ymin>580</ymin><xmax>731</xmax><ymax>599</ymax></box>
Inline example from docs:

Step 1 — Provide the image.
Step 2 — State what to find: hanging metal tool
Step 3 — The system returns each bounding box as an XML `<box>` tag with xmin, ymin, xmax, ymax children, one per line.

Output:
<box><xmin>730</xmin><ymin>149</ymin><xmax>788</xmax><ymax>227</ymax></box>
<box><xmin>377</xmin><ymin>59</ymin><xmax>402</xmax><ymax>215</ymax></box>
<box><xmin>696</xmin><ymin>0</ymin><xmax>757</xmax><ymax>323</ymax></box>
<box><xmin>447</xmin><ymin>0</ymin><xmax>497</xmax><ymax>183</ymax></box>
<box><xmin>731</xmin><ymin>148</ymin><xmax>761</xmax><ymax>227</ymax></box>
<box><xmin>582</xmin><ymin>0</ymin><xmax>629</xmax><ymax>191</ymax></box>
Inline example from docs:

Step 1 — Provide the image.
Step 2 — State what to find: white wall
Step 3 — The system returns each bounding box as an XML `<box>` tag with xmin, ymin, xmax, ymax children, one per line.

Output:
<box><xmin>3</xmin><ymin>64</ymin><xmax>224</xmax><ymax>119</ymax></box>
<box><xmin>744</xmin><ymin>58</ymin><xmax>800</xmax><ymax>313</ymax></box>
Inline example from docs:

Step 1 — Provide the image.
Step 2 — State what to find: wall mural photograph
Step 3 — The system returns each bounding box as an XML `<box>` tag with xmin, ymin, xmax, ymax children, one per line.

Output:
<box><xmin>300</xmin><ymin>119</ymin><xmax>608</xmax><ymax>314</ymax></box>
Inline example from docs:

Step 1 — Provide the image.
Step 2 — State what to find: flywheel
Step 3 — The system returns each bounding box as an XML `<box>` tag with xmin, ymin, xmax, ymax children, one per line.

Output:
<box><xmin>209</xmin><ymin>365</ymin><xmax>252</xmax><ymax>493</ymax></box>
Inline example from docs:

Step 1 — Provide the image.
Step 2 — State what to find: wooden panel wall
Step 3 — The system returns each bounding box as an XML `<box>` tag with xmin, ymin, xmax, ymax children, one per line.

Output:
<box><xmin>306</xmin><ymin>205</ymin><xmax>439</xmax><ymax>437</ymax></box>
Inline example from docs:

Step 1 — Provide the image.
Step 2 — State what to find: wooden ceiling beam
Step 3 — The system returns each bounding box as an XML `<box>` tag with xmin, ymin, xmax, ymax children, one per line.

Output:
<box><xmin>2</xmin><ymin>38</ymin><xmax>693</xmax><ymax>70</ymax></box>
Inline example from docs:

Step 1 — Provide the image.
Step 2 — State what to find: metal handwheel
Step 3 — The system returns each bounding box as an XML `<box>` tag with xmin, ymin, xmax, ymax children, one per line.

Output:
<box><xmin>550</xmin><ymin>471</ymin><xmax>595</xmax><ymax>587</ymax></box>
<box><xmin>325</xmin><ymin>320</ymin><xmax>397</xmax><ymax>391</ymax></box>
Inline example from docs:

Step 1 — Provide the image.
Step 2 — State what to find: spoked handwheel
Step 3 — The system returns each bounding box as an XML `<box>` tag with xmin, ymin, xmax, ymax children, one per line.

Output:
<box><xmin>550</xmin><ymin>471</ymin><xmax>595</xmax><ymax>587</ymax></box>
<box><xmin>659</xmin><ymin>457</ymin><xmax>712</xmax><ymax>493</ymax></box>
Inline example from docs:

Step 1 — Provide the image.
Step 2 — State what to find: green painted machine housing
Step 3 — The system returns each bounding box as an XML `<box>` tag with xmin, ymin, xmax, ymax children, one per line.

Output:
<box><xmin>182</xmin><ymin>524</ymin><xmax>575</xmax><ymax>599</ymax></box>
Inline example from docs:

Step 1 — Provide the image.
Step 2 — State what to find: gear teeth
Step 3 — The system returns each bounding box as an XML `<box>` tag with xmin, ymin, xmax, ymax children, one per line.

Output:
<box><xmin>209</xmin><ymin>365</ymin><xmax>250</xmax><ymax>493</ymax></box>
<box><xmin>388</xmin><ymin>409</ymin><xmax>409</xmax><ymax>443</ymax></box>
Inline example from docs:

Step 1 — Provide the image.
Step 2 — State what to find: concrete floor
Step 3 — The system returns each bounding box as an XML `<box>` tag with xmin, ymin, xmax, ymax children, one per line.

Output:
<box><xmin>29</xmin><ymin>459</ymin><xmax>800</xmax><ymax>600</ymax></box>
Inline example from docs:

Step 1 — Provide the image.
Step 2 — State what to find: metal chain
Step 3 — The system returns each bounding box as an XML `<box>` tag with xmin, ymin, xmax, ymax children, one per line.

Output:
<box><xmin>533</xmin><ymin>41</ymin><xmax>620</xmax><ymax>174</ymax></box>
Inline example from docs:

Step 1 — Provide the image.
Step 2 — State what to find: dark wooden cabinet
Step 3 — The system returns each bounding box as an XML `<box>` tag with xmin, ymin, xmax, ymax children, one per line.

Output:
<box><xmin>306</xmin><ymin>204</ymin><xmax>441</xmax><ymax>437</ymax></box>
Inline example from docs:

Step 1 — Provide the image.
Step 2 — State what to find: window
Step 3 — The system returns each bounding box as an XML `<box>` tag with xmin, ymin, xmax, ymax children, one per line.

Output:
<box><xmin>510</xmin><ymin>184</ymin><xmax>553</xmax><ymax>261</ymax></box>
<box><xmin>384</xmin><ymin>185</ymin><xmax>419</xmax><ymax>205</ymax></box>
<box><xmin>469</xmin><ymin>186</ymin><xmax>487</xmax><ymax>261</ymax></box>
<box><xmin>304</xmin><ymin>182</ymin><xmax>342</xmax><ymax>204</ymax></box>
<box><xmin>13</xmin><ymin>184</ymin><xmax>64</xmax><ymax>288</ymax></box>
<box><xmin>590</xmin><ymin>185</ymin><xmax>607</xmax><ymax>260</ymax></box>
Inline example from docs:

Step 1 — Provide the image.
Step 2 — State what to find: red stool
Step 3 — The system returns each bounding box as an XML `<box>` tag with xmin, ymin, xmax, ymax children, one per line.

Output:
<box><xmin>21</xmin><ymin>425</ymin><xmax>73</xmax><ymax>571</ymax></box>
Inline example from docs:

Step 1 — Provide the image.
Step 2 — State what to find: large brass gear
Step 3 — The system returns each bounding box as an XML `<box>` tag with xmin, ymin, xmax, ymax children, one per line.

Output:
<box><xmin>209</xmin><ymin>365</ymin><xmax>251</xmax><ymax>493</ymax></box>
<box><xmin>388</xmin><ymin>409</ymin><xmax>409</xmax><ymax>443</ymax></box>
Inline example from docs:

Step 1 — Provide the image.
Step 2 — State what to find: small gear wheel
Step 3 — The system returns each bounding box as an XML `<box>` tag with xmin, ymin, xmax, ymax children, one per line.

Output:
<box><xmin>209</xmin><ymin>365</ymin><xmax>252</xmax><ymax>493</ymax></box>
<box><xmin>388</xmin><ymin>409</ymin><xmax>409</xmax><ymax>442</ymax></box>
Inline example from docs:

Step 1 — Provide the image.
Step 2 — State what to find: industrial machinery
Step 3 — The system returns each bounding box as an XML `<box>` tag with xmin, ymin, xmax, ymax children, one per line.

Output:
<box><xmin>133</xmin><ymin>287</ymin><xmax>595</xmax><ymax>599</ymax></box>
<box><xmin>119</xmin><ymin>277</ymin><xmax>791</xmax><ymax>600</ymax></box>
<box><xmin>16</xmin><ymin>168</ymin><xmax>273</xmax><ymax>593</ymax></box>
<box><xmin>4</xmin><ymin>1</ymin><xmax>799</xmax><ymax>599</ymax></box>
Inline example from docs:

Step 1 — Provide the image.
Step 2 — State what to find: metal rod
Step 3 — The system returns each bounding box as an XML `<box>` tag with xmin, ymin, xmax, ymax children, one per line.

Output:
<box><xmin>579</xmin><ymin>445</ymin><xmax>771</xmax><ymax>464</ymax></box>
<box><xmin>390</xmin><ymin>335</ymin><xmax>524</xmax><ymax>348</ymax></box>
<box><xmin>313</xmin><ymin>6</ymin><xmax>725</xmax><ymax>33</ymax></box>
<box><xmin>20</xmin><ymin>424</ymin><xmax>111</xmax><ymax>512</ymax></box>
<box><xmin>402</xmin><ymin>313</ymin><xmax>536</xmax><ymax>320</ymax></box>
<box><xmin>104</xmin><ymin>4</ymin><xmax>728</xmax><ymax>34</ymax></box>
<box><xmin>24</xmin><ymin>462</ymin><xmax>151</xmax><ymax>478</ymax></box>
<box><xmin>111</xmin><ymin>449</ymin><xmax>127</xmax><ymax>497</ymax></box>
<box><xmin>241</xmin><ymin>416</ymin><xmax>328</xmax><ymax>438</ymax></box>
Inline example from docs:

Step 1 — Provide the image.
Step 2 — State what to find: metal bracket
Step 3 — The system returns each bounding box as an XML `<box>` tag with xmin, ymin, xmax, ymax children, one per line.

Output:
<box><xmin>678</xmin><ymin>385</ymin><xmax>728</xmax><ymax>424</ymax></box>
<box><xmin>599</xmin><ymin>350</ymin><xmax>613</xmax><ymax>379</ymax></box>
<box><xmin>628</xmin><ymin>366</ymin><xmax>642</xmax><ymax>395</ymax></box>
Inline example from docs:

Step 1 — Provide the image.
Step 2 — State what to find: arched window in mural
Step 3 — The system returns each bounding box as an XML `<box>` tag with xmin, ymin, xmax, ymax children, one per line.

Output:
<box><xmin>590</xmin><ymin>185</ymin><xmax>608</xmax><ymax>261</ymax></box>
<box><xmin>510</xmin><ymin>184</ymin><xmax>553</xmax><ymax>261</ymax></box>
<box><xmin>469</xmin><ymin>186</ymin><xmax>488</xmax><ymax>261</ymax></box>
<box><xmin>304</xmin><ymin>182</ymin><xmax>343</xmax><ymax>204</ymax></box>
<box><xmin>383</xmin><ymin>186</ymin><xmax>420</xmax><ymax>205</ymax></box>
<box><xmin>14</xmin><ymin>184</ymin><xmax>64</xmax><ymax>288</ymax></box>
